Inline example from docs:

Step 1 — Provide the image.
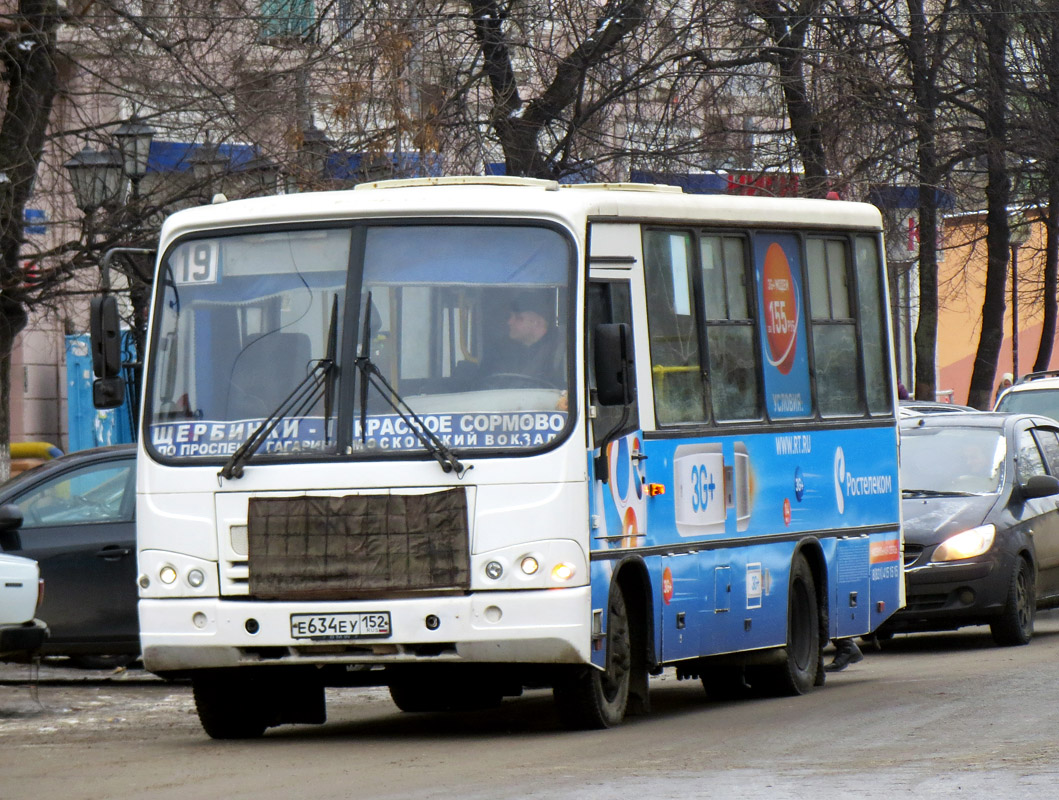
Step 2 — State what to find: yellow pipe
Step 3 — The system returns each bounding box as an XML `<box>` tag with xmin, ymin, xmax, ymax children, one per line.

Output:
<box><xmin>11</xmin><ymin>442</ymin><xmax>63</xmax><ymax>460</ymax></box>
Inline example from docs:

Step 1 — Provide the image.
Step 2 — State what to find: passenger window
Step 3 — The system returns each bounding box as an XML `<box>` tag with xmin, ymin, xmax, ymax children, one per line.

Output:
<box><xmin>14</xmin><ymin>460</ymin><xmax>135</xmax><ymax>527</ymax></box>
<box><xmin>1031</xmin><ymin>428</ymin><xmax>1059</xmax><ymax>476</ymax></box>
<box><xmin>644</xmin><ymin>230</ymin><xmax>706</xmax><ymax>424</ymax></box>
<box><xmin>700</xmin><ymin>235</ymin><xmax>760</xmax><ymax>421</ymax></box>
<box><xmin>1017</xmin><ymin>429</ymin><xmax>1047</xmax><ymax>484</ymax></box>
<box><xmin>807</xmin><ymin>237</ymin><xmax>861</xmax><ymax>416</ymax></box>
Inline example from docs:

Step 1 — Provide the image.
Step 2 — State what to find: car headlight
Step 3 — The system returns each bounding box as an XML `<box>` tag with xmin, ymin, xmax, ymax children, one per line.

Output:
<box><xmin>931</xmin><ymin>524</ymin><xmax>996</xmax><ymax>562</ymax></box>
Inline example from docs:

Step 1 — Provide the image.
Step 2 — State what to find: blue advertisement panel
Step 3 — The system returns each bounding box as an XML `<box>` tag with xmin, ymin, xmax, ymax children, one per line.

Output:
<box><xmin>592</xmin><ymin>426</ymin><xmax>899</xmax><ymax>551</ymax></box>
<box><xmin>589</xmin><ymin>424</ymin><xmax>901</xmax><ymax>655</ymax></box>
<box><xmin>753</xmin><ymin>233</ymin><xmax>812</xmax><ymax>418</ymax></box>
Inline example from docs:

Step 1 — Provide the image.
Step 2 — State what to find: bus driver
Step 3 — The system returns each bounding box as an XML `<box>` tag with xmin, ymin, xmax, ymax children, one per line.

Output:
<box><xmin>480</xmin><ymin>291</ymin><xmax>565</xmax><ymax>388</ymax></box>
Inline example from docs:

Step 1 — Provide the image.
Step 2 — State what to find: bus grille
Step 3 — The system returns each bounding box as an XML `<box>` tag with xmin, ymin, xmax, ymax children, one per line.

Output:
<box><xmin>245</xmin><ymin>488</ymin><xmax>470</xmax><ymax>600</ymax></box>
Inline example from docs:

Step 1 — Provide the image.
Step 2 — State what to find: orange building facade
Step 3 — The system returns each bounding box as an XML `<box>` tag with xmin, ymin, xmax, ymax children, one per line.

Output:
<box><xmin>936</xmin><ymin>212</ymin><xmax>1059</xmax><ymax>406</ymax></box>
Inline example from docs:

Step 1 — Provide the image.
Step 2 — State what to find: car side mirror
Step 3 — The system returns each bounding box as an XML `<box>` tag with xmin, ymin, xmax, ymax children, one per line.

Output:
<box><xmin>0</xmin><ymin>503</ymin><xmax>24</xmax><ymax>532</ymax></box>
<box><xmin>1021</xmin><ymin>474</ymin><xmax>1059</xmax><ymax>499</ymax></box>
<box><xmin>594</xmin><ymin>322</ymin><xmax>635</xmax><ymax>407</ymax></box>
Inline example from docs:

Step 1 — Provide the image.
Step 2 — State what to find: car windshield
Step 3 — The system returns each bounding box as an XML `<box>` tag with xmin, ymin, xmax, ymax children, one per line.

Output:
<box><xmin>995</xmin><ymin>387</ymin><xmax>1059</xmax><ymax>422</ymax></box>
<box><xmin>900</xmin><ymin>426</ymin><xmax>1006</xmax><ymax>495</ymax></box>
<box><xmin>145</xmin><ymin>223</ymin><xmax>575</xmax><ymax>462</ymax></box>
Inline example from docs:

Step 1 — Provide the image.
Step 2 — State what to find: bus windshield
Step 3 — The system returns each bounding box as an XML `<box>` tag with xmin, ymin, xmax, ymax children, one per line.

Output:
<box><xmin>146</xmin><ymin>223</ymin><xmax>575</xmax><ymax>461</ymax></box>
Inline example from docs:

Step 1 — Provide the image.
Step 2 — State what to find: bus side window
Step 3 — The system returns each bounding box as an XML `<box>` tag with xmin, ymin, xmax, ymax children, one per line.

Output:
<box><xmin>700</xmin><ymin>235</ymin><xmax>761</xmax><ymax>422</ymax></box>
<box><xmin>643</xmin><ymin>230</ymin><xmax>707</xmax><ymax>425</ymax></box>
<box><xmin>806</xmin><ymin>237</ymin><xmax>862</xmax><ymax>417</ymax></box>
<box><xmin>588</xmin><ymin>281</ymin><xmax>639</xmax><ymax>442</ymax></box>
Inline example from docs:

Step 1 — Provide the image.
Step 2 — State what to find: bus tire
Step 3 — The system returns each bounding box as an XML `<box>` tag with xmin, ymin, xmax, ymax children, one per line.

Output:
<box><xmin>754</xmin><ymin>554</ymin><xmax>820</xmax><ymax>696</ymax></box>
<box><xmin>192</xmin><ymin>671</ymin><xmax>269</xmax><ymax>739</ymax></box>
<box><xmin>553</xmin><ymin>581</ymin><xmax>630</xmax><ymax>729</ymax></box>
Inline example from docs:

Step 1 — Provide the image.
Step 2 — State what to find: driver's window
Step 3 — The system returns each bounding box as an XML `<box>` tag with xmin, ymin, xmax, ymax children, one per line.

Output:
<box><xmin>15</xmin><ymin>460</ymin><xmax>134</xmax><ymax>528</ymax></box>
<box><xmin>588</xmin><ymin>280</ymin><xmax>638</xmax><ymax>442</ymax></box>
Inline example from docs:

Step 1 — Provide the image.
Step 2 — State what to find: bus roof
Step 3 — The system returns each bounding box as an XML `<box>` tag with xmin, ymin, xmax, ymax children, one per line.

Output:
<box><xmin>158</xmin><ymin>176</ymin><xmax>883</xmax><ymax>244</ymax></box>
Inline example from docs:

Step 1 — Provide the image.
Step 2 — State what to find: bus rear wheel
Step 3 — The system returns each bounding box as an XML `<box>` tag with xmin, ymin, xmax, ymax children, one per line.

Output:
<box><xmin>752</xmin><ymin>554</ymin><xmax>820</xmax><ymax>696</ymax></box>
<box><xmin>553</xmin><ymin>581</ymin><xmax>630</xmax><ymax>729</ymax></box>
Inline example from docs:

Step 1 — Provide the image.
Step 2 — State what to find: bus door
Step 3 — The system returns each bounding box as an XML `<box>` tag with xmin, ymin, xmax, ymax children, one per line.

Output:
<box><xmin>587</xmin><ymin>280</ymin><xmax>644</xmax><ymax>539</ymax></box>
<box><xmin>587</xmin><ymin>279</ymin><xmax>650</xmax><ymax>663</ymax></box>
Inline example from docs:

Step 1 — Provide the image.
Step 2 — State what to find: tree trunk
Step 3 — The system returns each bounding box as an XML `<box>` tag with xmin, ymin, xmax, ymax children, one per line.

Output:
<box><xmin>967</xmin><ymin>0</ymin><xmax>1011</xmax><ymax>410</ymax></box>
<box><xmin>907</xmin><ymin>0</ymin><xmax>941</xmax><ymax>402</ymax></box>
<box><xmin>1032</xmin><ymin>13</ymin><xmax>1059</xmax><ymax>372</ymax></box>
<box><xmin>752</xmin><ymin>0</ymin><xmax>829</xmax><ymax>198</ymax></box>
<box><xmin>468</xmin><ymin>0</ymin><xmax>647</xmax><ymax>178</ymax></box>
<box><xmin>1033</xmin><ymin>171</ymin><xmax>1059</xmax><ymax>372</ymax></box>
<box><xmin>0</xmin><ymin>0</ymin><xmax>62</xmax><ymax>473</ymax></box>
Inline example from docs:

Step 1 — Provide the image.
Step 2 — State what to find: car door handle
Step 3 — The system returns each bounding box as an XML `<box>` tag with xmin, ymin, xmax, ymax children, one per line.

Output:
<box><xmin>96</xmin><ymin>546</ymin><xmax>132</xmax><ymax>560</ymax></box>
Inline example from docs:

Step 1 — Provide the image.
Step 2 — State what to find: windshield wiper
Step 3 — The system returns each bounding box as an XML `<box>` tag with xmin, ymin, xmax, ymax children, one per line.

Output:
<box><xmin>219</xmin><ymin>303</ymin><xmax>340</xmax><ymax>481</ymax></box>
<box><xmin>354</xmin><ymin>291</ymin><xmax>470</xmax><ymax>478</ymax></box>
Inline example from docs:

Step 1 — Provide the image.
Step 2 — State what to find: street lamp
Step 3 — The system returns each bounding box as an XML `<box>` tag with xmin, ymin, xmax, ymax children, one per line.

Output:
<box><xmin>239</xmin><ymin>153</ymin><xmax>280</xmax><ymax>195</ymax></box>
<box><xmin>112</xmin><ymin>116</ymin><xmax>155</xmax><ymax>195</ymax></box>
<box><xmin>1010</xmin><ymin>217</ymin><xmax>1031</xmax><ymax>378</ymax></box>
<box><xmin>299</xmin><ymin>119</ymin><xmax>331</xmax><ymax>180</ymax></box>
<box><xmin>62</xmin><ymin>145</ymin><xmax>124</xmax><ymax>213</ymax></box>
<box><xmin>187</xmin><ymin>141</ymin><xmax>229</xmax><ymax>200</ymax></box>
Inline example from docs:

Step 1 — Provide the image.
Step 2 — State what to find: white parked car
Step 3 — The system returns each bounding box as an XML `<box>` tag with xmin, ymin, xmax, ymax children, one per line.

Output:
<box><xmin>0</xmin><ymin>551</ymin><xmax>47</xmax><ymax>660</ymax></box>
<box><xmin>994</xmin><ymin>371</ymin><xmax>1059</xmax><ymax>422</ymax></box>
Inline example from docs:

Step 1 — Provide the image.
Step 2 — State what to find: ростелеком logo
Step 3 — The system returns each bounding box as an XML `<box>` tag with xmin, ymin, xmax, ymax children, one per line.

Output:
<box><xmin>834</xmin><ymin>447</ymin><xmax>846</xmax><ymax>514</ymax></box>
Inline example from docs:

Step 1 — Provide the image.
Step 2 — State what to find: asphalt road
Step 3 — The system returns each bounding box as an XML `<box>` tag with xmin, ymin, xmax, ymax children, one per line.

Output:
<box><xmin>3</xmin><ymin>612</ymin><xmax>1059</xmax><ymax>800</ymax></box>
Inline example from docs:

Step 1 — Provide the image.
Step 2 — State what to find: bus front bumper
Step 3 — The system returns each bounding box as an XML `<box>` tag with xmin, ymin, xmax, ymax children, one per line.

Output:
<box><xmin>140</xmin><ymin>585</ymin><xmax>592</xmax><ymax>673</ymax></box>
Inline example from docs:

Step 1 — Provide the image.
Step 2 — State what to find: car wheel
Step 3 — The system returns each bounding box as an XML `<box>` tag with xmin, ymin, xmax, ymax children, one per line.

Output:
<box><xmin>991</xmin><ymin>556</ymin><xmax>1035</xmax><ymax>646</ymax></box>
<box><xmin>751</xmin><ymin>553</ymin><xmax>821</xmax><ymax>696</ymax></box>
<box><xmin>553</xmin><ymin>581</ymin><xmax>631</xmax><ymax>729</ymax></box>
<box><xmin>67</xmin><ymin>654</ymin><xmax>139</xmax><ymax>670</ymax></box>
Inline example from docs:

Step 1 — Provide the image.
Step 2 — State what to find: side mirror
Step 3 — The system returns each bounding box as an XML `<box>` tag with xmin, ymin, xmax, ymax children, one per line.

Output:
<box><xmin>0</xmin><ymin>503</ymin><xmax>24</xmax><ymax>532</ymax></box>
<box><xmin>92</xmin><ymin>375</ymin><xmax>126</xmax><ymax>410</ymax></box>
<box><xmin>594</xmin><ymin>322</ymin><xmax>635</xmax><ymax>407</ymax></box>
<box><xmin>90</xmin><ymin>295</ymin><xmax>123</xmax><ymax>379</ymax></box>
<box><xmin>1021</xmin><ymin>474</ymin><xmax>1059</xmax><ymax>500</ymax></box>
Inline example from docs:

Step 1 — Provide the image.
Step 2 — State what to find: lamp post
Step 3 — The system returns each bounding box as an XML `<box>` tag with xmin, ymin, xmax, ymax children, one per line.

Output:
<box><xmin>239</xmin><ymin>153</ymin><xmax>280</xmax><ymax>195</ymax></box>
<box><xmin>187</xmin><ymin>141</ymin><xmax>229</xmax><ymax>199</ymax></box>
<box><xmin>298</xmin><ymin>119</ymin><xmax>331</xmax><ymax>185</ymax></box>
<box><xmin>1010</xmin><ymin>218</ymin><xmax>1031</xmax><ymax>378</ymax></box>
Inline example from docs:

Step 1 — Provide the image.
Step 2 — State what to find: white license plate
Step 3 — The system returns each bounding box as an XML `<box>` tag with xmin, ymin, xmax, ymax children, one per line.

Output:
<box><xmin>290</xmin><ymin>612</ymin><xmax>392</xmax><ymax>640</ymax></box>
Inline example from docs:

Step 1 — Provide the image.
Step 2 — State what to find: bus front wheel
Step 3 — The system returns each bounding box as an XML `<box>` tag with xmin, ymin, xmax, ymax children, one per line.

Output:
<box><xmin>192</xmin><ymin>671</ymin><xmax>270</xmax><ymax>739</ymax></box>
<box><xmin>553</xmin><ymin>582</ymin><xmax>630</xmax><ymax>729</ymax></box>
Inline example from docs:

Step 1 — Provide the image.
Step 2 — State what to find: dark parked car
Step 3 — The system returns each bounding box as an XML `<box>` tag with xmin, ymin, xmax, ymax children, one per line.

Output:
<box><xmin>888</xmin><ymin>412</ymin><xmax>1059</xmax><ymax>645</ymax></box>
<box><xmin>0</xmin><ymin>444</ymin><xmax>137</xmax><ymax>666</ymax></box>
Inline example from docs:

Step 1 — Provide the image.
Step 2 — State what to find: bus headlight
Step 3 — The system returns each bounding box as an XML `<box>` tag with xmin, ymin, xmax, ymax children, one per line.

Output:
<box><xmin>187</xmin><ymin>569</ymin><xmax>206</xmax><ymax>588</ymax></box>
<box><xmin>159</xmin><ymin>565</ymin><xmax>178</xmax><ymax>584</ymax></box>
<box><xmin>932</xmin><ymin>524</ymin><xmax>996</xmax><ymax>562</ymax></box>
<box><xmin>520</xmin><ymin>556</ymin><xmax>539</xmax><ymax>575</ymax></box>
<box><xmin>551</xmin><ymin>562</ymin><xmax>576</xmax><ymax>581</ymax></box>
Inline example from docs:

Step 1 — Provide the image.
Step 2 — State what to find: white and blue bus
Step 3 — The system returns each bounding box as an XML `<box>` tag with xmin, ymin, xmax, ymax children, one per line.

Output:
<box><xmin>114</xmin><ymin>176</ymin><xmax>902</xmax><ymax>737</ymax></box>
